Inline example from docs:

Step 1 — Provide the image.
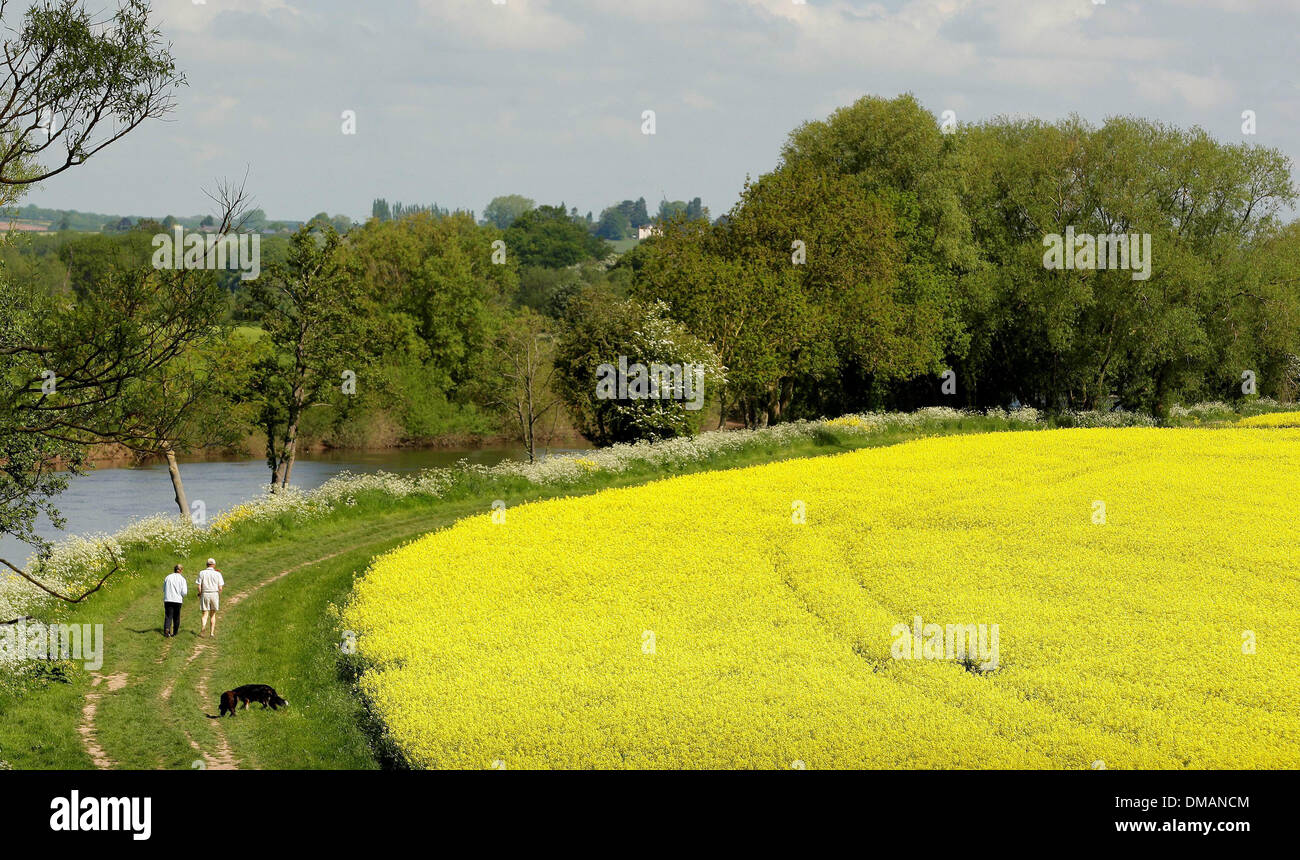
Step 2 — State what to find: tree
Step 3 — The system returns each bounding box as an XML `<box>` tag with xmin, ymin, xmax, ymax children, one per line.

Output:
<box><xmin>656</xmin><ymin>199</ymin><xmax>687</xmax><ymax>222</ymax></box>
<box><xmin>635</xmin><ymin>162</ymin><xmax>953</xmax><ymax>424</ymax></box>
<box><xmin>0</xmin><ymin>0</ymin><xmax>184</xmax><ymax>196</ymax></box>
<box><xmin>0</xmin><ymin>0</ymin><xmax>187</xmax><ymax>572</ymax></box>
<box><xmin>108</xmin><ymin>330</ymin><xmax>255</xmax><ymax>519</ymax></box>
<box><xmin>2</xmin><ymin>262</ymin><xmax>229</xmax><ymax>540</ymax></box>
<box><xmin>249</xmin><ymin>225</ymin><xmax>374</xmax><ymax>490</ymax></box>
<box><xmin>614</xmin><ymin>198</ymin><xmax>650</xmax><ymax>229</ymax></box>
<box><xmin>955</xmin><ymin>113</ymin><xmax>1297</xmax><ymax>411</ymax></box>
<box><xmin>4</xmin><ymin>180</ymin><xmax>253</xmax><ymax>536</ymax></box>
<box><xmin>345</xmin><ymin>212</ymin><xmax>517</xmax><ymax>396</ymax></box>
<box><xmin>595</xmin><ymin>207</ymin><xmax>631</xmax><ymax>240</ymax></box>
<box><xmin>554</xmin><ymin>286</ymin><xmax>724</xmax><ymax>445</ymax></box>
<box><xmin>504</xmin><ymin>204</ymin><xmax>609</xmax><ymax>268</ymax></box>
<box><xmin>57</xmin><ymin>231</ymin><xmax>154</xmax><ymax>297</ymax></box>
<box><xmin>477</xmin><ymin>309</ymin><xmax>562</xmax><ymax>462</ymax></box>
<box><xmin>482</xmin><ymin>195</ymin><xmax>535</xmax><ymax>229</ymax></box>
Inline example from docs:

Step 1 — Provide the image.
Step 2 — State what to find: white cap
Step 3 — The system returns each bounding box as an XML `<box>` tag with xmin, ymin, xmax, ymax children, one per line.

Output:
<box><xmin>207</xmin><ymin>558</ymin><xmax>216</xmax><ymax>566</ymax></box>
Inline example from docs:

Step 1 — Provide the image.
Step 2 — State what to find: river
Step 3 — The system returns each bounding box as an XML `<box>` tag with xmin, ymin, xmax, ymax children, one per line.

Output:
<box><xmin>0</xmin><ymin>445</ymin><xmax>537</xmax><ymax>566</ymax></box>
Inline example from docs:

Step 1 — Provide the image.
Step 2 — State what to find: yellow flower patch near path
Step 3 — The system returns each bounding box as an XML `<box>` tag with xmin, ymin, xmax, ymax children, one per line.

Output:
<box><xmin>343</xmin><ymin>428</ymin><xmax>1300</xmax><ymax>769</ymax></box>
<box><xmin>1239</xmin><ymin>411</ymin><xmax>1300</xmax><ymax>428</ymax></box>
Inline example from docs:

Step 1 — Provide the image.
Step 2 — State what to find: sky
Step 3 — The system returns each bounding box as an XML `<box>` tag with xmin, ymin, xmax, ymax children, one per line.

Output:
<box><xmin>22</xmin><ymin>0</ymin><xmax>1300</xmax><ymax>223</ymax></box>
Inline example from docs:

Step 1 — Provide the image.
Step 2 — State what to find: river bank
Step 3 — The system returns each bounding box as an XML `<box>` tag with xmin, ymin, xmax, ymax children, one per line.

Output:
<box><xmin>0</xmin><ymin>442</ymin><xmax>554</xmax><ymax>568</ymax></box>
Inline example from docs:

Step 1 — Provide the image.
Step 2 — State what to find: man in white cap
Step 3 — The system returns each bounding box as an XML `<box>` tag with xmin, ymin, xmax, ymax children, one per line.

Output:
<box><xmin>195</xmin><ymin>558</ymin><xmax>226</xmax><ymax>638</ymax></box>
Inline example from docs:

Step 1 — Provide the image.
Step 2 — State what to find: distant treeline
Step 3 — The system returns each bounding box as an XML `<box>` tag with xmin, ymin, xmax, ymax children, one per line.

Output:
<box><xmin>375</xmin><ymin>194</ymin><xmax>713</xmax><ymax>241</ymax></box>
<box><xmin>10</xmin><ymin>94</ymin><xmax>1298</xmax><ymax>463</ymax></box>
<box><xmin>5</xmin><ymin>203</ymin><xmax>304</xmax><ymax>234</ymax></box>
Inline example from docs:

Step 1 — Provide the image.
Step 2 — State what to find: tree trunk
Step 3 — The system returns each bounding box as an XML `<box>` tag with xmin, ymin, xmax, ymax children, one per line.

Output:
<box><xmin>778</xmin><ymin>378</ymin><xmax>794</xmax><ymax>420</ymax></box>
<box><xmin>278</xmin><ymin>386</ymin><xmax>304</xmax><ymax>490</ymax></box>
<box><xmin>280</xmin><ymin>432</ymin><xmax>298</xmax><ymax>489</ymax></box>
<box><xmin>163</xmin><ymin>443</ymin><xmax>189</xmax><ymax>521</ymax></box>
<box><xmin>525</xmin><ymin>370</ymin><xmax>536</xmax><ymax>463</ymax></box>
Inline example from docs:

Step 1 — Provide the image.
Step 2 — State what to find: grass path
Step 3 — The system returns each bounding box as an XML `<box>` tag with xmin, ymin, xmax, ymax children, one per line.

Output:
<box><xmin>85</xmin><ymin>505</ymin><xmax>465</xmax><ymax>770</ymax></box>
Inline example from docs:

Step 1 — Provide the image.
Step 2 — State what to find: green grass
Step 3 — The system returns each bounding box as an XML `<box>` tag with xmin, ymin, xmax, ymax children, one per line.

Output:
<box><xmin>0</xmin><ymin>409</ymin><xmax>1249</xmax><ymax>770</ymax></box>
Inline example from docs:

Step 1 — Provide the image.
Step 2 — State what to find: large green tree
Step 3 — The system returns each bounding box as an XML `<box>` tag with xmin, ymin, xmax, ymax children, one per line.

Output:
<box><xmin>955</xmin><ymin>114</ymin><xmax>1297</xmax><ymax>412</ymax></box>
<box><xmin>554</xmin><ymin>285</ymin><xmax>723</xmax><ymax>445</ymax></box>
<box><xmin>0</xmin><ymin>0</ymin><xmax>185</xmax><ymax>571</ymax></box>
<box><xmin>482</xmin><ymin>194</ymin><xmax>535</xmax><ymax>230</ymax></box>
<box><xmin>504</xmin><ymin>204</ymin><xmax>609</xmax><ymax>268</ymax></box>
<box><xmin>249</xmin><ymin>226</ymin><xmax>376</xmax><ymax>490</ymax></box>
<box><xmin>634</xmin><ymin>95</ymin><xmax>972</xmax><ymax>425</ymax></box>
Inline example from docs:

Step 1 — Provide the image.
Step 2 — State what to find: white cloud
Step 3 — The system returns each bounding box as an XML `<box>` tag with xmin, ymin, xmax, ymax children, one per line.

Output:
<box><xmin>415</xmin><ymin>0</ymin><xmax>583</xmax><ymax>51</ymax></box>
<box><xmin>1132</xmin><ymin>68</ymin><xmax>1236</xmax><ymax>111</ymax></box>
<box><xmin>24</xmin><ymin>0</ymin><xmax>1300</xmax><ymax>223</ymax></box>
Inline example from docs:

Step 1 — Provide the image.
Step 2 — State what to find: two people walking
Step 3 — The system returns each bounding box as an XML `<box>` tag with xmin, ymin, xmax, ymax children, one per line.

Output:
<box><xmin>162</xmin><ymin>559</ymin><xmax>226</xmax><ymax>638</ymax></box>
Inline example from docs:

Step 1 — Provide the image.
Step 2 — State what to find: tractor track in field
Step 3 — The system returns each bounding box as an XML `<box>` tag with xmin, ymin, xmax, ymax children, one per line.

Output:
<box><xmin>77</xmin><ymin>672</ymin><xmax>128</xmax><ymax>769</ymax></box>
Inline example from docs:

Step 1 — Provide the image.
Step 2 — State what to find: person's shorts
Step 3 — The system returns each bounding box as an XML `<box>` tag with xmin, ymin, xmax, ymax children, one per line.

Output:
<box><xmin>200</xmin><ymin>593</ymin><xmax>220</xmax><ymax>612</ymax></box>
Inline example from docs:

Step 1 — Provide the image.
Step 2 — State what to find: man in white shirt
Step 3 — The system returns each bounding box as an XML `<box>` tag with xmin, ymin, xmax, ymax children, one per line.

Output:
<box><xmin>163</xmin><ymin>564</ymin><xmax>188</xmax><ymax>637</ymax></box>
<box><xmin>195</xmin><ymin>558</ymin><xmax>226</xmax><ymax>638</ymax></box>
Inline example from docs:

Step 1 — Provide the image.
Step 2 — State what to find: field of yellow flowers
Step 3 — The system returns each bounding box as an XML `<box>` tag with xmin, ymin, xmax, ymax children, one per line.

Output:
<box><xmin>1239</xmin><ymin>411</ymin><xmax>1300</xmax><ymax>428</ymax></box>
<box><xmin>342</xmin><ymin>427</ymin><xmax>1300</xmax><ymax>769</ymax></box>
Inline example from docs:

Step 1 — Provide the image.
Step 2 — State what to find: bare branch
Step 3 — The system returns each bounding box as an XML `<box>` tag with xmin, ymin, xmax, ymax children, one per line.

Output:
<box><xmin>0</xmin><ymin>546</ymin><xmax>123</xmax><ymax>605</ymax></box>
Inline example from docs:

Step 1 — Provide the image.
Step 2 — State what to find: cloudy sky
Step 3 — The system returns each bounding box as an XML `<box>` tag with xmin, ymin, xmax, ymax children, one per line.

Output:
<box><xmin>25</xmin><ymin>0</ymin><xmax>1300</xmax><ymax>223</ymax></box>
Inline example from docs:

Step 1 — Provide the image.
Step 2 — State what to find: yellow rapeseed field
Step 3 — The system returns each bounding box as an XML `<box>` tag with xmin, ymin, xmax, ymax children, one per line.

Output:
<box><xmin>342</xmin><ymin>428</ymin><xmax>1300</xmax><ymax>769</ymax></box>
<box><xmin>1239</xmin><ymin>411</ymin><xmax>1300</xmax><ymax>428</ymax></box>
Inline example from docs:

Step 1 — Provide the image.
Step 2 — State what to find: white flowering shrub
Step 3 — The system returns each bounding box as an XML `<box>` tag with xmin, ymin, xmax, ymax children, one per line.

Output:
<box><xmin>115</xmin><ymin>515</ymin><xmax>203</xmax><ymax>555</ymax></box>
<box><xmin>0</xmin><ymin>532</ymin><xmax>123</xmax><ymax>682</ymax></box>
<box><xmin>1056</xmin><ymin>409</ymin><xmax>1157</xmax><ymax>428</ymax></box>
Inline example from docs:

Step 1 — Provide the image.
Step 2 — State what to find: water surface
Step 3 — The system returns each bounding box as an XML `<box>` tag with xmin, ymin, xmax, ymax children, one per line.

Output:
<box><xmin>0</xmin><ymin>445</ymin><xmax>533</xmax><ymax>566</ymax></box>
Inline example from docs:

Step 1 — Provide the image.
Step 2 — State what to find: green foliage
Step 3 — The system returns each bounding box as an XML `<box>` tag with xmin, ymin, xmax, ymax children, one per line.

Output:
<box><xmin>57</xmin><ymin>230</ymin><xmax>154</xmax><ymax>296</ymax></box>
<box><xmin>632</xmin><ymin>93</ymin><xmax>1300</xmax><ymax>421</ymax></box>
<box><xmin>1</xmin><ymin>260</ymin><xmax>228</xmax><ymax>546</ymax></box>
<box><xmin>595</xmin><ymin>207</ymin><xmax>632</xmax><ymax>240</ymax></box>
<box><xmin>554</xmin><ymin>286</ymin><xmax>723</xmax><ymax>445</ymax></box>
<box><xmin>370</xmin><ymin>200</ymin><xmax>455</xmax><ymax>222</ymax></box>
<box><xmin>954</xmin><ymin>113</ymin><xmax>1298</xmax><ymax>412</ymax></box>
<box><xmin>248</xmin><ymin>226</ymin><xmax>380</xmax><ymax>486</ymax></box>
<box><xmin>347</xmin><ymin>212</ymin><xmax>516</xmax><ymax>392</ymax></box>
<box><xmin>504</xmin><ymin>204</ymin><xmax>609</xmax><ymax>268</ymax></box>
<box><xmin>482</xmin><ymin>195</ymin><xmax>535</xmax><ymax>229</ymax></box>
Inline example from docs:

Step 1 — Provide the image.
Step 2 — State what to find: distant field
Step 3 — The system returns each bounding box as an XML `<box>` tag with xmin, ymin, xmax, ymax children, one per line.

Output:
<box><xmin>344</xmin><ymin>426</ymin><xmax>1300</xmax><ymax>769</ymax></box>
<box><xmin>607</xmin><ymin>237</ymin><xmax>640</xmax><ymax>253</ymax></box>
<box><xmin>232</xmin><ymin>325</ymin><xmax>267</xmax><ymax>343</ymax></box>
